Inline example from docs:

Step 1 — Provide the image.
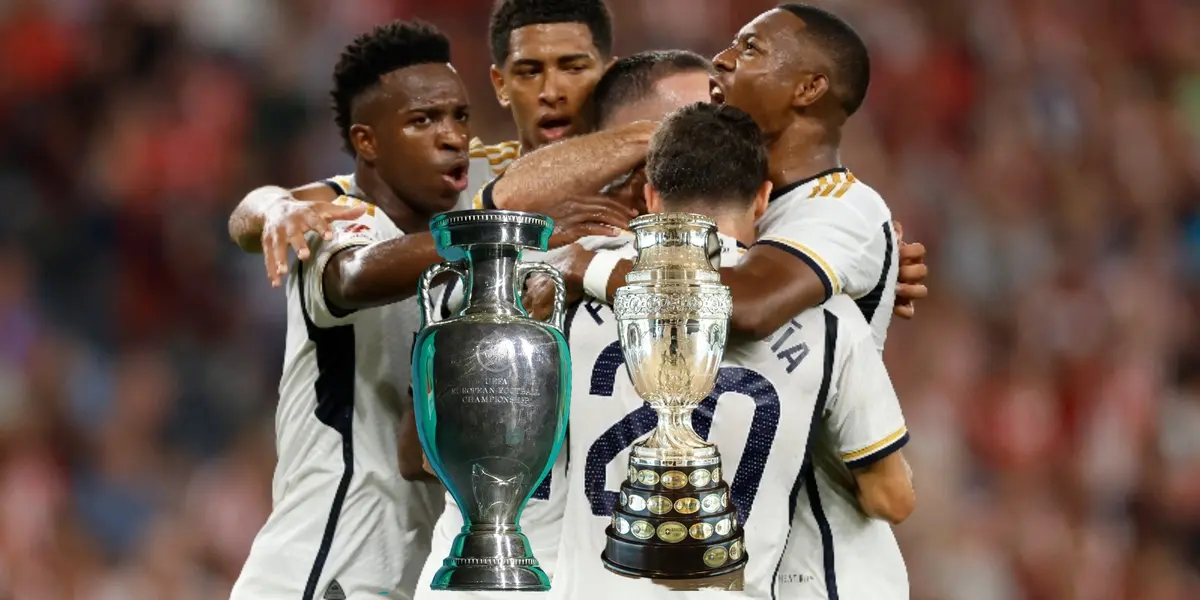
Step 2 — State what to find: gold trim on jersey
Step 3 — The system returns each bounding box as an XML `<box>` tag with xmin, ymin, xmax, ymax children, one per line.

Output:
<box><xmin>756</xmin><ymin>236</ymin><xmax>842</xmax><ymax>296</ymax></box>
<box><xmin>841</xmin><ymin>426</ymin><xmax>908</xmax><ymax>462</ymax></box>
<box><xmin>471</xmin><ymin>183</ymin><xmax>489</xmax><ymax>210</ymax></box>
<box><xmin>332</xmin><ymin>194</ymin><xmax>376</xmax><ymax>216</ymax></box>
<box><xmin>807</xmin><ymin>172</ymin><xmax>858</xmax><ymax>199</ymax></box>
<box><xmin>469</xmin><ymin>138</ymin><xmax>521</xmax><ymax>176</ymax></box>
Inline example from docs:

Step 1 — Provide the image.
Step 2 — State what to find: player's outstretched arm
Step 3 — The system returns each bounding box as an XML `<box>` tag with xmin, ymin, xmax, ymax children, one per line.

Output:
<box><xmin>525</xmin><ymin>243</ymin><xmax>825</xmax><ymax>336</ymax></box>
<box><xmin>227</xmin><ymin>183</ymin><xmax>366</xmax><ymax>287</ymax></box>
<box><xmin>588</xmin><ymin>245</ymin><xmax>829</xmax><ymax>340</ymax></box>
<box><xmin>486</xmin><ymin>121</ymin><xmax>658</xmax><ymax>213</ymax></box>
<box><xmin>322</xmin><ymin>233</ymin><xmax>443</xmax><ymax>313</ymax></box>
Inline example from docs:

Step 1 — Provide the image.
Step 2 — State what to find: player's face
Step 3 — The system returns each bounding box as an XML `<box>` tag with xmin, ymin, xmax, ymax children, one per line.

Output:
<box><xmin>710</xmin><ymin>9</ymin><xmax>808</xmax><ymax>136</ymax></box>
<box><xmin>491</xmin><ymin>23</ymin><xmax>607</xmax><ymax>149</ymax></box>
<box><xmin>356</xmin><ymin>63</ymin><xmax>471</xmax><ymax>214</ymax></box>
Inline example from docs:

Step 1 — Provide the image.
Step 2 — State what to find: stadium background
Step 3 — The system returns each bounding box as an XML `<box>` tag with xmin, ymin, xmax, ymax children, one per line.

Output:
<box><xmin>2</xmin><ymin>0</ymin><xmax>1199</xmax><ymax>597</ymax></box>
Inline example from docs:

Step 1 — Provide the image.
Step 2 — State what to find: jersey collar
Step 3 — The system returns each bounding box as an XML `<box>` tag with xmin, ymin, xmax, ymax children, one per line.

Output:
<box><xmin>769</xmin><ymin>166</ymin><xmax>850</xmax><ymax>202</ymax></box>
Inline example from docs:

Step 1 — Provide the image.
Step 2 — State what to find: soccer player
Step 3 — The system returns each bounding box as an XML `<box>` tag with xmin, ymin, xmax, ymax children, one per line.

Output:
<box><xmin>503</xmin><ymin>3</ymin><xmax>927</xmax><ymax>349</ymax></box>
<box><xmin>553</xmin><ymin>102</ymin><xmax>915</xmax><ymax>599</ymax></box>
<box><xmin>228</xmin><ymin>22</ymin><xmax>477</xmax><ymax>600</ymax></box>
<box><xmin>464</xmin><ymin>0</ymin><xmax>617</xmax><ymax>207</ymax></box>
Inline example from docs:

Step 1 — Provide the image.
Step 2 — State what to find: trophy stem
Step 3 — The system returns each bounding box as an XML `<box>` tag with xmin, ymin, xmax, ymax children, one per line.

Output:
<box><xmin>632</xmin><ymin>405</ymin><xmax>715</xmax><ymax>461</ymax></box>
<box><xmin>461</xmin><ymin>245</ymin><xmax>522</xmax><ymax>318</ymax></box>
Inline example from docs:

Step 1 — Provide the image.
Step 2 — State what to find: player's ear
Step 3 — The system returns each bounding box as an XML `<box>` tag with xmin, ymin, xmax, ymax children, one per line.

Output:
<box><xmin>489</xmin><ymin>65</ymin><xmax>509</xmax><ymax>108</ymax></box>
<box><xmin>753</xmin><ymin>180</ymin><xmax>772</xmax><ymax>220</ymax></box>
<box><xmin>644</xmin><ymin>183</ymin><xmax>664</xmax><ymax>214</ymax></box>
<box><xmin>792</xmin><ymin>73</ymin><xmax>828</xmax><ymax>109</ymax></box>
<box><xmin>349</xmin><ymin>124</ymin><xmax>377</xmax><ymax>162</ymax></box>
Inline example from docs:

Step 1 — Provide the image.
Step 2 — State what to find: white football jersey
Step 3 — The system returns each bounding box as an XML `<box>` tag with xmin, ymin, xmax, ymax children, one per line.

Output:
<box><xmin>231</xmin><ymin>175</ymin><xmax>443</xmax><ymax>600</ymax></box>
<box><xmin>552</xmin><ymin>236</ymin><xmax>908</xmax><ymax>600</ymax></box>
<box><xmin>755</xmin><ymin>168</ymin><xmax>899</xmax><ymax>351</ymax></box>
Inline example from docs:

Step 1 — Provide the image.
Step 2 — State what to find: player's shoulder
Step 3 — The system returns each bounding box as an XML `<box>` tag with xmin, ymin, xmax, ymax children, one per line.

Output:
<box><xmin>808</xmin><ymin>169</ymin><xmax>882</xmax><ymax>201</ymax></box>
<box><xmin>469</xmin><ymin>137</ymin><xmax>521</xmax><ymax>177</ymax></box>
<box><xmin>768</xmin><ymin>169</ymin><xmax>887</xmax><ymax>214</ymax></box>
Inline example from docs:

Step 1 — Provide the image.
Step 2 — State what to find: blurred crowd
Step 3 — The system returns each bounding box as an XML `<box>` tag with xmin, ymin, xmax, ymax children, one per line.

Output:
<box><xmin>1</xmin><ymin>0</ymin><xmax>1199</xmax><ymax>598</ymax></box>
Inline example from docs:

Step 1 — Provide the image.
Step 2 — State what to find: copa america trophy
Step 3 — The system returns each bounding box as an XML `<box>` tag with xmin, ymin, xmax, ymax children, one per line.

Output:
<box><xmin>601</xmin><ymin>213</ymin><xmax>747</xmax><ymax>579</ymax></box>
<box><xmin>412</xmin><ymin>210</ymin><xmax>571</xmax><ymax>591</ymax></box>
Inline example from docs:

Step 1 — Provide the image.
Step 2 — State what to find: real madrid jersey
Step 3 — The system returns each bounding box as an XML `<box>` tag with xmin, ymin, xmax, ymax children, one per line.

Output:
<box><xmin>755</xmin><ymin>167</ymin><xmax>899</xmax><ymax>352</ymax></box>
<box><xmin>551</xmin><ymin>232</ymin><xmax>909</xmax><ymax>599</ymax></box>
<box><xmin>231</xmin><ymin>175</ymin><xmax>443</xmax><ymax>600</ymax></box>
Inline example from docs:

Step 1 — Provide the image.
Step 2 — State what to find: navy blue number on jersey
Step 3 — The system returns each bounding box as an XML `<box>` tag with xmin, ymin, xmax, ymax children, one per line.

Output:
<box><xmin>583</xmin><ymin>341</ymin><xmax>782</xmax><ymax>525</ymax></box>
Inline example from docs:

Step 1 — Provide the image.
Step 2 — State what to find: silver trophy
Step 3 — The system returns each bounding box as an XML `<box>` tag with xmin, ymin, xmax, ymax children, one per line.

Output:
<box><xmin>601</xmin><ymin>213</ymin><xmax>747</xmax><ymax>579</ymax></box>
<box><xmin>412</xmin><ymin>210</ymin><xmax>571</xmax><ymax>591</ymax></box>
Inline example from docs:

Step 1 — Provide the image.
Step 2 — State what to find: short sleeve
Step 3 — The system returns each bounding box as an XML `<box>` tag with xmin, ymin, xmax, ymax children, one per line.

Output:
<box><xmin>824</xmin><ymin>329</ymin><xmax>909</xmax><ymax>470</ymax></box>
<box><xmin>755</xmin><ymin>197</ymin><xmax>880</xmax><ymax>301</ymax></box>
<box><xmin>299</xmin><ymin>197</ymin><xmax>383</xmax><ymax>328</ymax></box>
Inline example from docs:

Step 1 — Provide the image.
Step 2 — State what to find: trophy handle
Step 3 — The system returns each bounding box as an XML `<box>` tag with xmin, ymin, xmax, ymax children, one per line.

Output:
<box><xmin>418</xmin><ymin>261</ymin><xmax>468</xmax><ymax>329</ymax></box>
<box><xmin>515</xmin><ymin>262</ymin><xmax>567</xmax><ymax>333</ymax></box>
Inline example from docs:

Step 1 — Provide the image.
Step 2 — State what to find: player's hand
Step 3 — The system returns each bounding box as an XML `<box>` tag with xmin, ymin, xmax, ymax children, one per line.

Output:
<box><xmin>262</xmin><ymin>198</ymin><xmax>367</xmax><ymax>288</ymax></box>
<box><xmin>422</xmin><ymin>452</ymin><xmax>435</xmax><ymax>476</ymax></box>
<box><xmin>892</xmin><ymin>221</ymin><xmax>928</xmax><ymax>319</ymax></box>
<box><xmin>522</xmin><ymin>244</ymin><xmax>590</xmax><ymax>320</ymax></box>
<box><xmin>522</xmin><ymin>272</ymin><xmax>585</xmax><ymax>322</ymax></box>
<box><xmin>542</xmin><ymin>196</ymin><xmax>637</xmax><ymax>249</ymax></box>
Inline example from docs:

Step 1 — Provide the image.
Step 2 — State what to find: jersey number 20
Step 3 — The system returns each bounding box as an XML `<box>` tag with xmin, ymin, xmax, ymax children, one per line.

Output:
<box><xmin>579</xmin><ymin>341</ymin><xmax>781</xmax><ymax>525</ymax></box>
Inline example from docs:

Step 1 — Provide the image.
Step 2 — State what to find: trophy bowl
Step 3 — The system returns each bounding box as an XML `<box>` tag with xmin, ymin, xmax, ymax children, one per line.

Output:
<box><xmin>601</xmin><ymin>213</ymin><xmax>747</xmax><ymax>579</ymax></box>
<box><xmin>412</xmin><ymin>210</ymin><xmax>571</xmax><ymax>591</ymax></box>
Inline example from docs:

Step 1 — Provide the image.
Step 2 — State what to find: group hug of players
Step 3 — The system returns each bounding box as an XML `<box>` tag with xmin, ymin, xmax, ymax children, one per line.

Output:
<box><xmin>221</xmin><ymin>1</ymin><xmax>932</xmax><ymax>599</ymax></box>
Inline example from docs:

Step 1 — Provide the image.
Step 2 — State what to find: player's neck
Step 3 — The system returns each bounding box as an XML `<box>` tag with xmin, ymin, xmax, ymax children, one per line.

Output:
<box><xmin>517</xmin><ymin>133</ymin><xmax>539</xmax><ymax>155</ymax></box>
<box><xmin>768</xmin><ymin>122</ymin><xmax>842</xmax><ymax>189</ymax></box>
<box><xmin>713</xmin><ymin>215</ymin><xmax>755</xmax><ymax>248</ymax></box>
<box><xmin>354</xmin><ymin>166</ymin><xmax>432</xmax><ymax>232</ymax></box>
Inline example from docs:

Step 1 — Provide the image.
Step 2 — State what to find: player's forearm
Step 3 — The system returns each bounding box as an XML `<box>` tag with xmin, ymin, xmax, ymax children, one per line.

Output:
<box><xmin>323</xmin><ymin>233</ymin><xmax>443</xmax><ymax>311</ymax></box>
<box><xmin>722</xmin><ymin>266</ymin><xmax>826</xmax><ymax>340</ymax></box>
<box><xmin>491</xmin><ymin>122</ymin><xmax>655</xmax><ymax>211</ymax></box>
<box><xmin>854</xmin><ymin>453</ymin><xmax>916</xmax><ymax>525</ymax></box>
<box><xmin>228</xmin><ymin>186</ymin><xmax>290</xmax><ymax>253</ymax></box>
<box><xmin>584</xmin><ymin>249</ymin><xmax>824</xmax><ymax>339</ymax></box>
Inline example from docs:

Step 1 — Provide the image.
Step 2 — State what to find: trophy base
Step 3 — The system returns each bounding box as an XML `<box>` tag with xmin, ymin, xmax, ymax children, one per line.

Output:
<box><xmin>601</xmin><ymin>530</ymin><xmax>747</xmax><ymax>579</ymax></box>
<box><xmin>601</xmin><ymin>453</ymin><xmax>748</xmax><ymax>580</ymax></box>
<box><xmin>430</xmin><ymin>529</ymin><xmax>551</xmax><ymax>591</ymax></box>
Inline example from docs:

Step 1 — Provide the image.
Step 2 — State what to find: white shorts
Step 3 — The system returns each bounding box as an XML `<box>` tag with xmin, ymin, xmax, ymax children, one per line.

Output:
<box><xmin>232</xmin><ymin>478</ymin><xmax>445</xmax><ymax>600</ymax></box>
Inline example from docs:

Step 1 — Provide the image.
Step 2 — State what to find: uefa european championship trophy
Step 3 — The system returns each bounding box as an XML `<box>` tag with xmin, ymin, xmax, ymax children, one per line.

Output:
<box><xmin>601</xmin><ymin>212</ymin><xmax>747</xmax><ymax>579</ymax></box>
<box><xmin>412</xmin><ymin>209</ymin><xmax>571</xmax><ymax>591</ymax></box>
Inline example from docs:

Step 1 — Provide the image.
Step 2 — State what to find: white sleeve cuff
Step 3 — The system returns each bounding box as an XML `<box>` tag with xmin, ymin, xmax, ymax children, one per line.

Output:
<box><xmin>583</xmin><ymin>250</ymin><xmax>624</xmax><ymax>303</ymax></box>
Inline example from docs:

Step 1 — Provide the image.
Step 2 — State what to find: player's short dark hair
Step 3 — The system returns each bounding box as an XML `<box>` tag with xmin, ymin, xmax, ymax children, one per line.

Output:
<box><xmin>331</xmin><ymin>20</ymin><xmax>451</xmax><ymax>155</ymax></box>
<box><xmin>778</xmin><ymin>3</ymin><xmax>870</xmax><ymax>116</ymax></box>
<box><xmin>489</xmin><ymin>0</ymin><xmax>614</xmax><ymax>66</ymax></box>
<box><xmin>647</xmin><ymin>103</ymin><xmax>767</xmax><ymax>211</ymax></box>
<box><xmin>591</xmin><ymin>50</ymin><xmax>713</xmax><ymax>128</ymax></box>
